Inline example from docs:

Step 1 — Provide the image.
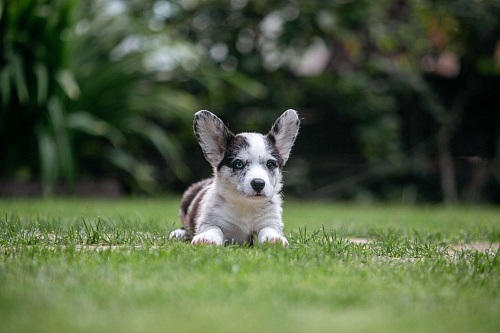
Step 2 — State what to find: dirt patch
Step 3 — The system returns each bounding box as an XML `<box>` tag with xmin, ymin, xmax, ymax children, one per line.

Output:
<box><xmin>447</xmin><ymin>242</ymin><xmax>499</xmax><ymax>255</ymax></box>
<box><xmin>346</xmin><ymin>237</ymin><xmax>499</xmax><ymax>255</ymax></box>
<box><xmin>2</xmin><ymin>244</ymin><xmax>160</xmax><ymax>253</ymax></box>
<box><xmin>346</xmin><ymin>238</ymin><xmax>370</xmax><ymax>245</ymax></box>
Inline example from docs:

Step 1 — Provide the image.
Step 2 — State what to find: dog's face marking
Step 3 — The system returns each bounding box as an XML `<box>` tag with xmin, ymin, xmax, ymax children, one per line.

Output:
<box><xmin>217</xmin><ymin>132</ymin><xmax>281</xmax><ymax>199</ymax></box>
<box><xmin>194</xmin><ymin>109</ymin><xmax>300</xmax><ymax>201</ymax></box>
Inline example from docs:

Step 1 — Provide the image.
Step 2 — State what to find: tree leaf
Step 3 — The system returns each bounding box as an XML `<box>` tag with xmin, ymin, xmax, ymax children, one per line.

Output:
<box><xmin>106</xmin><ymin>149</ymin><xmax>158</xmax><ymax>193</ymax></box>
<box><xmin>66</xmin><ymin>111</ymin><xmax>126</xmax><ymax>147</ymax></box>
<box><xmin>126</xmin><ymin>119</ymin><xmax>191</xmax><ymax>181</ymax></box>
<box><xmin>0</xmin><ymin>67</ymin><xmax>11</xmax><ymax>109</ymax></box>
<box><xmin>37</xmin><ymin>129</ymin><xmax>58</xmax><ymax>196</ymax></box>
<box><xmin>221</xmin><ymin>71</ymin><xmax>268</xmax><ymax>99</ymax></box>
<box><xmin>56</xmin><ymin>69</ymin><xmax>80</xmax><ymax>100</ymax></box>
<box><xmin>12</xmin><ymin>53</ymin><xmax>29</xmax><ymax>104</ymax></box>
<box><xmin>48</xmin><ymin>97</ymin><xmax>74</xmax><ymax>190</ymax></box>
<box><xmin>34</xmin><ymin>63</ymin><xmax>49</xmax><ymax>105</ymax></box>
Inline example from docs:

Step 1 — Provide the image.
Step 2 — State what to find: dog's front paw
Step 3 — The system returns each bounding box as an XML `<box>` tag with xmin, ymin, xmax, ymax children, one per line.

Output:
<box><xmin>258</xmin><ymin>227</ymin><xmax>289</xmax><ymax>247</ymax></box>
<box><xmin>169</xmin><ymin>228</ymin><xmax>189</xmax><ymax>240</ymax></box>
<box><xmin>191</xmin><ymin>229</ymin><xmax>224</xmax><ymax>246</ymax></box>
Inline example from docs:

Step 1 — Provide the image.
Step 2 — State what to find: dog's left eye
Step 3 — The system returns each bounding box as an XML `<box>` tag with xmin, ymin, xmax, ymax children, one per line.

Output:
<box><xmin>266</xmin><ymin>160</ymin><xmax>277</xmax><ymax>170</ymax></box>
<box><xmin>232</xmin><ymin>160</ymin><xmax>244</xmax><ymax>169</ymax></box>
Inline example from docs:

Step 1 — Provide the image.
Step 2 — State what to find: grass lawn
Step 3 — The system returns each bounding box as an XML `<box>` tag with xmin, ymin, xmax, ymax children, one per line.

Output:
<box><xmin>1</xmin><ymin>198</ymin><xmax>499</xmax><ymax>333</ymax></box>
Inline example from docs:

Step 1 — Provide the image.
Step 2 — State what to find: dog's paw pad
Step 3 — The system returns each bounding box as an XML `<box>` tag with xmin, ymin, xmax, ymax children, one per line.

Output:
<box><xmin>191</xmin><ymin>232</ymin><xmax>223</xmax><ymax>246</ymax></box>
<box><xmin>192</xmin><ymin>238</ymin><xmax>217</xmax><ymax>245</ymax></box>
<box><xmin>265</xmin><ymin>236</ymin><xmax>289</xmax><ymax>247</ymax></box>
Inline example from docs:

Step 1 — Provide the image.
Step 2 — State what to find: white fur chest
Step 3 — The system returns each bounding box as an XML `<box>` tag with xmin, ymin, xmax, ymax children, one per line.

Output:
<box><xmin>197</xmin><ymin>189</ymin><xmax>283</xmax><ymax>244</ymax></box>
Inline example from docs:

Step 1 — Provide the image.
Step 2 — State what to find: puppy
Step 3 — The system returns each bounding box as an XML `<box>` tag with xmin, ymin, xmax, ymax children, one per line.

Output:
<box><xmin>170</xmin><ymin>109</ymin><xmax>300</xmax><ymax>246</ymax></box>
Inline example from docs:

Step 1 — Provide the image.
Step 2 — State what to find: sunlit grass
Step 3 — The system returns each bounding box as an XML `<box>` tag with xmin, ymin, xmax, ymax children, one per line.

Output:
<box><xmin>1</xmin><ymin>198</ymin><xmax>499</xmax><ymax>333</ymax></box>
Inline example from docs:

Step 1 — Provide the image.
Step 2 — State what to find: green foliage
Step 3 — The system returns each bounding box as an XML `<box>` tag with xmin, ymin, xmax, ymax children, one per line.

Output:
<box><xmin>1</xmin><ymin>0</ymin><xmax>499</xmax><ymax>198</ymax></box>
<box><xmin>0</xmin><ymin>0</ymin><xmax>197</xmax><ymax>194</ymax></box>
<box><xmin>167</xmin><ymin>0</ymin><xmax>498</xmax><ymax>156</ymax></box>
<box><xmin>0</xmin><ymin>0</ymin><xmax>78</xmax><ymax>195</ymax></box>
<box><xmin>65</xmin><ymin>0</ymin><xmax>207</xmax><ymax>191</ymax></box>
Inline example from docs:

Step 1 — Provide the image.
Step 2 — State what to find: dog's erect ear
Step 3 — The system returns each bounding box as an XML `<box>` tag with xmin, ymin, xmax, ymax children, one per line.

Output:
<box><xmin>268</xmin><ymin>109</ymin><xmax>300</xmax><ymax>164</ymax></box>
<box><xmin>193</xmin><ymin>110</ymin><xmax>235</xmax><ymax>166</ymax></box>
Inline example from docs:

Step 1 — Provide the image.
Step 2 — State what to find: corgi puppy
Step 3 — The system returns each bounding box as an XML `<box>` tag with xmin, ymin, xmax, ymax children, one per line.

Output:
<box><xmin>170</xmin><ymin>109</ymin><xmax>300</xmax><ymax>246</ymax></box>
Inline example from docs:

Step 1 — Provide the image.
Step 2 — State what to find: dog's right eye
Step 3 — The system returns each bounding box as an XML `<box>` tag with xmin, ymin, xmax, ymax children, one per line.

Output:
<box><xmin>232</xmin><ymin>160</ymin><xmax>244</xmax><ymax>170</ymax></box>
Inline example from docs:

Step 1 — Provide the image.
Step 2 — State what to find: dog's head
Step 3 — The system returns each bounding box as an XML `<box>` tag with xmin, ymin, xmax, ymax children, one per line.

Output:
<box><xmin>193</xmin><ymin>109</ymin><xmax>300</xmax><ymax>200</ymax></box>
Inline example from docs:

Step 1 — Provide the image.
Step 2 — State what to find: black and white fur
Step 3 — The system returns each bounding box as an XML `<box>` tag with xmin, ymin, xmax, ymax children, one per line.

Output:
<box><xmin>170</xmin><ymin>109</ymin><xmax>300</xmax><ymax>246</ymax></box>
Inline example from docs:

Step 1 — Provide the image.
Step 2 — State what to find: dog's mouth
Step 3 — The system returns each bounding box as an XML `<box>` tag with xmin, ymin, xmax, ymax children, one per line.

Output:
<box><xmin>249</xmin><ymin>193</ymin><xmax>267</xmax><ymax>199</ymax></box>
<box><xmin>236</xmin><ymin>189</ymin><xmax>267</xmax><ymax>199</ymax></box>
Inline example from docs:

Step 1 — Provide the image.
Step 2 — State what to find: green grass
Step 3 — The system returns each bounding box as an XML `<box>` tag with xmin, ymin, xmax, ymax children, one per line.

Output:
<box><xmin>1</xmin><ymin>198</ymin><xmax>499</xmax><ymax>333</ymax></box>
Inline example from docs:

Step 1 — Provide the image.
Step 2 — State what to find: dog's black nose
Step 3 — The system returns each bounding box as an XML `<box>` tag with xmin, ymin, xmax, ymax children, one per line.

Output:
<box><xmin>251</xmin><ymin>178</ymin><xmax>265</xmax><ymax>192</ymax></box>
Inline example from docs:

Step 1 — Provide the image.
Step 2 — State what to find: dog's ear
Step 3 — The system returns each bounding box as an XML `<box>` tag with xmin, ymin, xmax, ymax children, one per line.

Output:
<box><xmin>194</xmin><ymin>110</ymin><xmax>235</xmax><ymax>166</ymax></box>
<box><xmin>268</xmin><ymin>109</ymin><xmax>300</xmax><ymax>164</ymax></box>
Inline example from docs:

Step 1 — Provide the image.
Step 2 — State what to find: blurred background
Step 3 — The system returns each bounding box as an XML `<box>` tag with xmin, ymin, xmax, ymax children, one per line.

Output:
<box><xmin>1</xmin><ymin>0</ymin><xmax>499</xmax><ymax>204</ymax></box>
